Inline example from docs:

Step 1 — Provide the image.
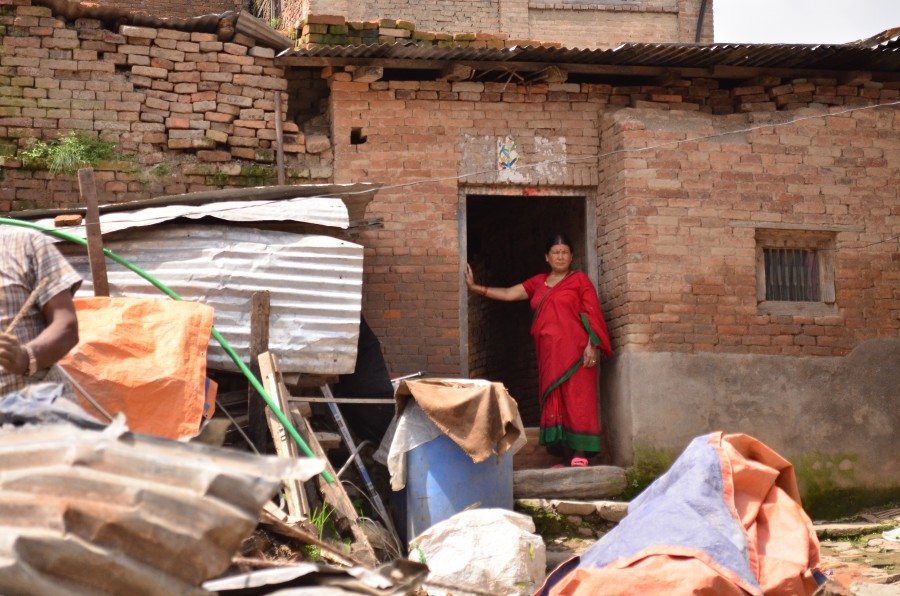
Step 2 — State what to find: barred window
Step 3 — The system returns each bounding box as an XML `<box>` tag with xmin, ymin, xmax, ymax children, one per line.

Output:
<box><xmin>755</xmin><ymin>229</ymin><xmax>836</xmax><ymax>315</ymax></box>
<box><xmin>763</xmin><ymin>248</ymin><xmax>820</xmax><ymax>301</ymax></box>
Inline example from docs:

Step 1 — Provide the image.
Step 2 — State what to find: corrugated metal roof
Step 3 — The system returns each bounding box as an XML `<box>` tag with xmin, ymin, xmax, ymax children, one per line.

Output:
<box><xmin>0</xmin><ymin>422</ymin><xmax>324</xmax><ymax>594</ymax></box>
<box><xmin>10</xmin><ymin>183</ymin><xmax>381</xmax><ymax>226</ymax></box>
<box><xmin>36</xmin><ymin>196</ymin><xmax>350</xmax><ymax>237</ymax></box>
<box><xmin>59</xmin><ymin>225</ymin><xmax>364</xmax><ymax>375</ymax></box>
<box><xmin>279</xmin><ymin>37</ymin><xmax>900</xmax><ymax>72</ymax></box>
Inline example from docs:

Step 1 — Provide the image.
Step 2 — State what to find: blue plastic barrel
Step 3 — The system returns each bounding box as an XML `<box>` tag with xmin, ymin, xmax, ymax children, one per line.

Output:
<box><xmin>404</xmin><ymin>433</ymin><xmax>513</xmax><ymax>539</ymax></box>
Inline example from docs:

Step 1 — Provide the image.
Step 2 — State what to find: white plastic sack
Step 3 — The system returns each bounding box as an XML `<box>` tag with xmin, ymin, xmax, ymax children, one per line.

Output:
<box><xmin>409</xmin><ymin>509</ymin><xmax>546</xmax><ymax>596</ymax></box>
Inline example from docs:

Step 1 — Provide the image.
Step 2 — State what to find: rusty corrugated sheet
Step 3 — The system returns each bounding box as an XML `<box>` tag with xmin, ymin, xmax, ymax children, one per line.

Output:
<box><xmin>0</xmin><ymin>422</ymin><xmax>324</xmax><ymax>594</ymax></box>
<box><xmin>58</xmin><ymin>224</ymin><xmax>364</xmax><ymax>375</ymax></box>
<box><xmin>279</xmin><ymin>36</ymin><xmax>900</xmax><ymax>72</ymax></box>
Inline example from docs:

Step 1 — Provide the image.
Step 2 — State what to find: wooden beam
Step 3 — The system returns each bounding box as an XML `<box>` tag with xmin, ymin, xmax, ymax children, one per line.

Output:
<box><xmin>277</xmin><ymin>55</ymin><xmax>900</xmax><ymax>82</ymax></box>
<box><xmin>247</xmin><ymin>291</ymin><xmax>271</xmax><ymax>453</ymax></box>
<box><xmin>77</xmin><ymin>168</ymin><xmax>109</xmax><ymax>297</ymax></box>
<box><xmin>259</xmin><ymin>352</ymin><xmax>309</xmax><ymax>522</ymax></box>
<box><xmin>514</xmin><ymin>466</ymin><xmax>627</xmax><ymax>499</ymax></box>
<box><xmin>273</xmin><ymin>92</ymin><xmax>286</xmax><ymax>186</ymax></box>
<box><xmin>352</xmin><ymin>65</ymin><xmax>384</xmax><ymax>82</ymax></box>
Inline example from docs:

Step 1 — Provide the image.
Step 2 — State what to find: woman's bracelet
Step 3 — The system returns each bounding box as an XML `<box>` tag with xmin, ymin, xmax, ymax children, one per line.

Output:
<box><xmin>481</xmin><ymin>286</ymin><xmax>489</xmax><ymax>297</ymax></box>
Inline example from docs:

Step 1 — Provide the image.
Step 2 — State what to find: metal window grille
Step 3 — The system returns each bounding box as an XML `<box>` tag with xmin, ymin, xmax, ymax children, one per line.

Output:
<box><xmin>763</xmin><ymin>248</ymin><xmax>821</xmax><ymax>301</ymax></box>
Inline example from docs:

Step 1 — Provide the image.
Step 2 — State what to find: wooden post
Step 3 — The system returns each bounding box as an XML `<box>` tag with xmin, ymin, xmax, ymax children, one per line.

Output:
<box><xmin>274</xmin><ymin>91</ymin><xmax>286</xmax><ymax>185</ymax></box>
<box><xmin>247</xmin><ymin>290</ymin><xmax>271</xmax><ymax>453</ymax></box>
<box><xmin>77</xmin><ymin>168</ymin><xmax>109</xmax><ymax>297</ymax></box>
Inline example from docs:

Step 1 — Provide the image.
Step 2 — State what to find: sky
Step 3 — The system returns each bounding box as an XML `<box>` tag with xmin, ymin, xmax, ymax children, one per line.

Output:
<box><xmin>713</xmin><ymin>0</ymin><xmax>900</xmax><ymax>44</ymax></box>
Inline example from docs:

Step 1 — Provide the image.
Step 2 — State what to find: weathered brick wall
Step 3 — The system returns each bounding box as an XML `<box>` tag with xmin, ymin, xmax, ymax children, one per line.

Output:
<box><xmin>0</xmin><ymin>0</ymin><xmax>330</xmax><ymax>211</ymax></box>
<box><xmin>112</xmin><ymin>0</ymin><xmax>243</xmax><ymax>18</ymax></box>
<box><xmin>348</xmin><ymin>0</ymin><xmax>500</xmax><ymax>34</ymax></box>
<box><xmin>601</xmin><ymin>105</ymin><xmax>899</xmax><ymax>356</ymax></box>
<box><xmin>287</xmin><ymin>0</ymin><xmax>713</xmax><ymax>46</ymax></box>
<box><xmin>327</xmin><ymin>71</ymin><xmax>898</xmax><ymax>376</ymax></box>
<box><xmin>528</xmin><ymin>7</ymin><xmax>677</xmax><ymax>48</ymax></box>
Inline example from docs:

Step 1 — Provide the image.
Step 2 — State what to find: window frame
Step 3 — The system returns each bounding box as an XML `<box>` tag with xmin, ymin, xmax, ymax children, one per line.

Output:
<box><xmin>755</xmin><ymin>229</ymin><xmax>837</xmax><ymax>316</ymax></box>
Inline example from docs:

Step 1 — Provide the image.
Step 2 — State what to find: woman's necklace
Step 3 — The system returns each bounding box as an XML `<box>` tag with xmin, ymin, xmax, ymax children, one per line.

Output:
<box><xmin>545</xmin><ymin>271</ymin><xmax>569</xmax><ymax>287</ymax></box>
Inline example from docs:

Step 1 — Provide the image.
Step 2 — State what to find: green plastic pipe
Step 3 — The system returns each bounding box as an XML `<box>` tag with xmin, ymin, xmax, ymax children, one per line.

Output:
<box><xmin>0</xmin><ymin>216</ymin><xmax>333</xmax><ymax>483</ymax></box>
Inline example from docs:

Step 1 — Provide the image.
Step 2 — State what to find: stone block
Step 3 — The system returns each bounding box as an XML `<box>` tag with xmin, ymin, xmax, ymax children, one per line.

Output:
<box><xmin>304</xmin><ymin>133</ymin><xmax>330</xmax><ymax>154</ymax></box>
<box><xmin>120</xmin><ymin>25</ymin><xmax>157</xmax><ymax>40</ymax></box>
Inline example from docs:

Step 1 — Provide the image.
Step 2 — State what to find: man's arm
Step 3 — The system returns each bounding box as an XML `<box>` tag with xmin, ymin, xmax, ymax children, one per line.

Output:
<box><xmin>0</xmin><ymin>291</ymin><xmax>79</xmax><ymax>375</ymax></box>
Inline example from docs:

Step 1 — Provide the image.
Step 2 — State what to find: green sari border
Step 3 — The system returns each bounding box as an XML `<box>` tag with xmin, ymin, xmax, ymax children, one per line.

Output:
<box><xmin>539</xmin><ymin>426</ymin><xmax>602</xmax><ymax>453</ymax></box>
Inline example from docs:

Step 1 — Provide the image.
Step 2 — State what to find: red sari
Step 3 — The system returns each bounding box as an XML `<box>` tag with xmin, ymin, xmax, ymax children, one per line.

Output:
<box><xmin>522</xmin><ymin>271</ymin><xmax>613</xmax><ymax>453</ymax></box>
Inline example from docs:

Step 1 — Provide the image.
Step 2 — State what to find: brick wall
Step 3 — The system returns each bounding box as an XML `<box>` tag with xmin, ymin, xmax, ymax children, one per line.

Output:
<box><xmin>330</xmin><ymin>77</ymin><xmax>604</xmax><ymax>378</ymax></box>
<box><xmin>112</xmin><ymin>0</ymin><xmax>243</xmax><ymax>18</ymax></box>
<box><xmin>0</xmin><ymin>0</ymin><xmax>330</xmax><ymax>211</ymax></box>
<box><xmin>287</xmin><ymin>0</ymin><xmax>713</xmax><ymax>46</ymax></box>
<box><xmin>326</xmin><ymin>72</ymin><xmax>898</xmax><ymax>378</ymax></box>
<box><xmin>601</xmin><ymin>106</ymin><xmax>898</xmax><ymax>356</ymax></box>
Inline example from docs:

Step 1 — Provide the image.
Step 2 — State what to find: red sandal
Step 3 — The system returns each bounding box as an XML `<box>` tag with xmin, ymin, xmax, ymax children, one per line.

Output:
<box><xmin>570</xmin><ymin>456</ymin><xmax>589</xmax><ymax>467</ymax></box>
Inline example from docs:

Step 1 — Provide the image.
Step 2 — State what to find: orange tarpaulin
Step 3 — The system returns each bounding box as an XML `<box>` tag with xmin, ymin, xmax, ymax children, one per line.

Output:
<box><xmin>538</xmin><ymin>432</ymin><xmax>822</xmax><ymax>595</ymax></box>
<box><xmin>60</xmin><ymin>297</ymin><xmax>215</xmax><ymax>439</ymax></box>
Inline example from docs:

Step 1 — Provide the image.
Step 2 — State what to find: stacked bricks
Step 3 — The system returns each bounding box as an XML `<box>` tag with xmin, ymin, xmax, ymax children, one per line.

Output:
<box><xmin>297</xmin><ymin>14</ymin><xmax>559</xmax><ymax>48</ymax></box>
<box><xmin>0</xmin><ymin>0</ymin><xmax>330</xmax><ymax>211</ymax></box>
<box><xmin>292</xmin><ymin>0</ymin><xmax>710</xmax><ymax>48</ymax></box>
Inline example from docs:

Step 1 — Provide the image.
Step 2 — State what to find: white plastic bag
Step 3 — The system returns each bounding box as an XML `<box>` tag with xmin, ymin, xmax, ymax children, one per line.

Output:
<box><xmin>409</xmin><ymin>509</ymin><xmax>546</xmax><ymax>596</ymax></box>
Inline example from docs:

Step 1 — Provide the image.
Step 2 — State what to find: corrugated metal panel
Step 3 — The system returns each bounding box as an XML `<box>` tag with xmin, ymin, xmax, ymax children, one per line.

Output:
<box><xmin>0</xmin><ymin>422</ymin><xmax>324</xmax><ymax>595</ymax></box>
<box><xmin>35</xmin><ymin>196</ymin><xmax>350</xmax><ymax>237</ymax></box>
<box><xmin>59</xmin><ymin>224</ymin><xmax>364</xmax><ymax>374</ymax></box>
<box><xmin>281</xmin><ymin>38</ymin><xmax>900</xmax><ymax>71</ymax></box>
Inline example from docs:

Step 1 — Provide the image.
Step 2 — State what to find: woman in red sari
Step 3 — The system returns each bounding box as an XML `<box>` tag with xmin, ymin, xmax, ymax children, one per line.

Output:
<box><xmin>465</xmin><ymin>234</ymin><xmax>613</xmax><ymax>467</ymax></box>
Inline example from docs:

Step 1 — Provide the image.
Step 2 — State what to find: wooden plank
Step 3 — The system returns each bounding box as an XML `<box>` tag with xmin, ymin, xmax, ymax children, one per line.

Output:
<box><xmin>260</xmin><ymin>351</ymin><xmax>378</xmax><ymax>567</ymax></box>
<box><xmin>288</xmin><ymin>396</ymin><xmax>396</xmax><ymax>405</ymax></box>
<box><xmin>77</xmin><ymin>168</ymin><xmax>109</xmax><ymax>297</ymax></box>
<box><xmin>247</xmin><ymin>291</ymin><xmax>271</xmax><ymax>453</ymax></box>
<box><xmin>514</xmin><ymin>465</ymin><xmax>627</xmax><ymax>499</ymax></box>
<box><xmin>273</xmin><ymin>91</ymin><xmax>286</xmax><ymax>186</ymax></box>
<box><xmin>259</xmin><ymin>352</ymin><xmax>309</xmax><ymax>522</ymax></box>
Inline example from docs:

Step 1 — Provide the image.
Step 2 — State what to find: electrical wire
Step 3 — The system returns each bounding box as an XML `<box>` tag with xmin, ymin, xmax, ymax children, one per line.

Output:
<box><xmin>33</xmin><ymin>99</ymin><xmax>900</xmax><ymax>230</ymax></box>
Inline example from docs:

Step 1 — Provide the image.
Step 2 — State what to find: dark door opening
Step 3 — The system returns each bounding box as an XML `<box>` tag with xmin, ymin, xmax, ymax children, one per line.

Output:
<box><xmin>465</xmin><ymin>194</ymin><xmax>587</xmax><ymax>425</ymax></box>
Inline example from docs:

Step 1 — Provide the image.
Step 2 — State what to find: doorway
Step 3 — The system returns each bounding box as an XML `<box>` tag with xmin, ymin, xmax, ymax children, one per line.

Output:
<box><xmin>464</xmin><ymin>194</ymin><xmax>589</xmax><ymax>425</ymax></box>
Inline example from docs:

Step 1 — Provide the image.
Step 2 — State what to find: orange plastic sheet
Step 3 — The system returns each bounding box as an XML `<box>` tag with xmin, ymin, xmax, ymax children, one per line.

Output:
<box><xmin>60</xmin><ymin>297</ymin><xmax>215</xmax><ymax>439</ymax></box>
<box><xmin>540</xmin><ymin>432</ymin><xmax>821</xmax><ymax>596</ymax></box>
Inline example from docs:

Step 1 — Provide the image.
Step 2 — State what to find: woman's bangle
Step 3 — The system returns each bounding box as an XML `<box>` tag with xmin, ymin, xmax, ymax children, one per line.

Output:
<box><xmin>482</xmin><ymin>286</ymin><xmax>489</xmax><ymax>297</ymax></box>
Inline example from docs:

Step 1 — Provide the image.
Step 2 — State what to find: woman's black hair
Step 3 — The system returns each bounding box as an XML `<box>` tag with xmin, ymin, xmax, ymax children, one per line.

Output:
<box><xmin>544</xmin><ymin>233</ymin><xmax>572</xmax><ymax>254</ymax></box>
